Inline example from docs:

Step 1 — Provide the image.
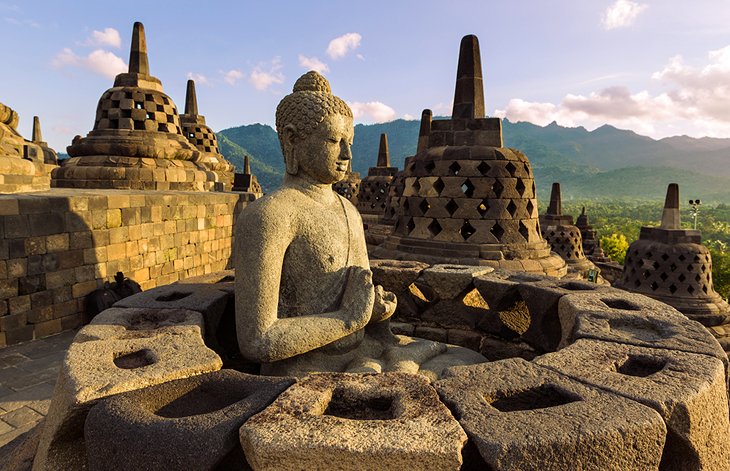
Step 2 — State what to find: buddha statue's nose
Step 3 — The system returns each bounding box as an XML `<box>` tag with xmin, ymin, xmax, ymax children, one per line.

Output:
<box><xmin>340</xmin><ymin>141</ymin><xmax>352</xmax><ymax>161</ymax></box>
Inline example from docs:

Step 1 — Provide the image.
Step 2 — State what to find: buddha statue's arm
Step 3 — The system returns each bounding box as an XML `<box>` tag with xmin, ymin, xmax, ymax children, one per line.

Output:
<box><xmin>235</xmin><ymin>208</ymin><xmax>375</xmax><ymax>363</ymax></box>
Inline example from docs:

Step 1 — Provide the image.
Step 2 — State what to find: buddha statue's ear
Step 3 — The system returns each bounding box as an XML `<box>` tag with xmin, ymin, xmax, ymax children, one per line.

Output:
<box><xmin>281</xmin><ymin>125</ymin><xmax>299</xmax><ymax>175</ymax></box>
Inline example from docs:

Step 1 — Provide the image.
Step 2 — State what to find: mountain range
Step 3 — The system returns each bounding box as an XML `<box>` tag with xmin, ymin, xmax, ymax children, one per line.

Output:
<box><xmin>217</xmin><ymin>119</ymin><xmax>730</xmax><ymax>202</ymax></box>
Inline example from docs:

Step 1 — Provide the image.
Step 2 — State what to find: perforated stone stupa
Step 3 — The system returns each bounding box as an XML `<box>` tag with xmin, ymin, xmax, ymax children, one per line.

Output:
<box><xmin>231</xmin><ymin>155</ymin><xmax>262</xmax><ymax>196</ymax></box>
<box><xmin>332</xmin><ymin>161</ymin><xmax>360</xmax><ymax>205</ymax></box>
<box><xmin>0</xmin><ymin>102</ymin><xmax>58</xmax><ymax>193</ymax></box>
<box><xmin>53</xmin><ymin>22</ymin><xmax>224</xmax><ymax>191</ymax></box>
<box><xmin>576</xmin><ymin>206</ymin><xmax>610</xmax><ymax>262</ymax></box>
<box><xmin>615</xmin><ymin>183</ymin><xmax>730</xmax><ymax>330</ymax></box>
<box><xmin>540</xmin><ymin>182</ymin><xmax>598</xmax><ymax>276</ymax></box>
<box><xmin>356</xmin><ymin>133</ymin><xmax>398</xmax><ymax>223</ymax></box>
<box><xmin>373</xmin><ymin>35</ymin><xmax>566</xmax><ymax>276</ymax></box>
<box><xmin>179</xmin><ymin>79</ymin><xmax>234</xmax><ymax>190</ymax></box>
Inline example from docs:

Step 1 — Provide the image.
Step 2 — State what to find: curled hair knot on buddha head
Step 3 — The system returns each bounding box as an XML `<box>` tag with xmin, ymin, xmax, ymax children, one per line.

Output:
<box><xmin>275</xmin><ymin>71</ymin><xmax>353</xmax><ymax>146</ymax></box>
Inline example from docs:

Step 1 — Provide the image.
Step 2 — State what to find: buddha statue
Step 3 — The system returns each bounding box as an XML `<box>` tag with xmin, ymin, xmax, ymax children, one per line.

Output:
<box><xmin>235</xmin><ymin>71</ymin><xmax>486</xmax><ymax>380</ymax></box>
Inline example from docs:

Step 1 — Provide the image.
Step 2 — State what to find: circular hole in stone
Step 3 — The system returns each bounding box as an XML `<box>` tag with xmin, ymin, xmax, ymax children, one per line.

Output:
<box><xmin>558</xmin><ymin>281</ymin><xmax>596</xmax><ymax>291</ymax></box>
<box><xmin>600</xmin><ymin>298</ymin><xmax>641</xmax><ymax>311</ymax></box>
<box><xmin>155</xmin><ymin>291</ymin><xmax>192</xmax><ymax>302</ymax></box>
<box><xmin>324</xmin><ymin>387</ymin><xmax>397</xmax><ymax>420</ymax></box>
<box><xmin>113</xmin><ymin>349</ymin><xmax>155</xmax><ymax>369</ymax></box>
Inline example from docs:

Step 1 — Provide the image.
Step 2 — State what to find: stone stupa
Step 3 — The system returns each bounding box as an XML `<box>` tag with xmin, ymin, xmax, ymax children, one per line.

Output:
<box><xmin>539</xmin><ymin>182</ymin><xmax>599</xmax><ymax>277</ymax></box>
<box><xmin>356</xmin><ymin>133</ymin><xmax>398</xmax><ymax>224</ymax></box>
<box><xmin>373</xmin><ymin>35</ymin><xmax>566</xmax><ymax>276</ymax></box>
<box><xmin>332</xmin><ymin>161</ymin><xmax>360</xmax><ymax>205</ymax></box>
<box><xmin>53</xmin><ymin>22</ymin><xmax>223</xmax><ymax>191</ymax></box>
<box><xmin>179</xmin><ymin>79</ymin><xmax>234</xmax><ymax>190</ymax></box>
<box><xmin>231</xmin><ymin>155</ymin><xmax>262</xmax><ymax>196</ymax></box>
<box><xmin>575</xmin><ymin>206</ymin><xmax>610</xmax><ymax>262</ymax></box>
<box><xmin>0</xmin><ymin>102</ymin><xmax>57</xmax><ymax>193</ymax></box>
<box><xmin>615</xmin><ymin>183</ymin><xmax>730</xmax><ymax>331</ymax></box>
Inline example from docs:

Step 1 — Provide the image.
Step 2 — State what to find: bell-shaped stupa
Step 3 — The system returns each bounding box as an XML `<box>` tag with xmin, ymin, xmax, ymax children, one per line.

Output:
<box><xmin>0</xmin><ymin>102</ymin><xmax>57</xmax><ymax>192</ymax></box>
<box><xmin>356</xmin><ymin>133</ymin><xmax>398</xmax><ymax>224</ymax></box>
<box><xmin>539</xmin><ymin>183</ymin><xmax>598</xmax><ymax>276</ymax></box>
<box><xmin>332</xmin><ymin>161</ymin><xmax>360</xmax><ymax>205</ymax></box>
<box><xmin>374</xmin><ymin>35</ymin><xmax>566</xmax><ymax>276</ymax></box>
<box><xmin>615</xmin><ymin>183</ymin><xmax>730</xmax><ymax>328</ymax></box>
<box><xmin>575</xmin><ymin>206</ymin><xmax>610</xmax><ymax>262</ymax></box>
<box><xmin>179</xmin><ymin>79</ymin><xmax>234</xmax><ymax>190</ymax></box>
<box><xmin>54</xmin><ymin>22</ymin><xmax>221</xmax><ymax>191</ymax></box>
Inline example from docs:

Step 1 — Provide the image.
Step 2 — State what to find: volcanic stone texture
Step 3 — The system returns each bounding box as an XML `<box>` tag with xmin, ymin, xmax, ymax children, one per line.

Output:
<box><xmin>84</xmin><ymin>370</ymin><xmax>294</xmax><ymax>471</ymax></box>
<box><xmin>435</xmin><ymin>358</ymin><xmax>667</xmax><ymax>471</ymax></box>
<box><xmin>240</xmin><ymin>372</ymin><xmax>467</xmax><ymax>471</ymax></box>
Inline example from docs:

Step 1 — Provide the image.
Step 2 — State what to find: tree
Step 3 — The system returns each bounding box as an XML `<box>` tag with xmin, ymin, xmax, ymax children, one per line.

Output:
<box><xmin>600</xmin><ymin>233</ymin><xmax>629</xmax><ymax>264</ymax></box>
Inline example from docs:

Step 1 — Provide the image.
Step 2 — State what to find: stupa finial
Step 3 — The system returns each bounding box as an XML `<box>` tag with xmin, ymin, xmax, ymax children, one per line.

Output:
<box><xmin>129</xmin><ymin>22</ymin><xmax>150</xmax><ymax>75</ymax></box>
<box><xmin>244</xmin><ymin>155</ymin><xmax>251</xmax><ymax>175</ymax></box>
<box><xmin>452</xmin><ymin>35</ymin><xmax>485</xmax><ymax>120</ymax></box>
<box><xmin>660</xmin><ymin>183</ymin><xmax>681</xmax><ymax>229</ymax></box>
<box><xmin>377</xmin><ymin>133</ymin><xmax>390</xmax><ymax>167</ymax></box>
<box><xmin>185</xmin><ymin>79</ymin><xmax>198</xmax><ymax>116</ymax></box>
<box><xmin>548</xmin><ymin>182</ymin><xmax>562</xmax><ymax>216</ymax></box>
<box><xmin>32</xmin><ymin>116</ymin><xmax>43</xmax><ymax>143</ymax></box>
<box><xmin>417</xmin><ymin>109</ymin><xmax>432</xmax><ymax>154</ymax></box>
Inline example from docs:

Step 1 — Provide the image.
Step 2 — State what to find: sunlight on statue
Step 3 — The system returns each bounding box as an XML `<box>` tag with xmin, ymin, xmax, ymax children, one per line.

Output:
<box><xmin>234</xmin><ymin>71</ymin><xmax>486</xmax><ymax>379</ymax></box>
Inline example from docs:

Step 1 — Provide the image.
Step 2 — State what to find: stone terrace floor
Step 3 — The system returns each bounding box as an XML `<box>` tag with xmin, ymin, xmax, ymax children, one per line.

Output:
<box><xmin>0</xmin><ymin>330</ymin><xmax>75</xmax><ymax>454</ymax></box>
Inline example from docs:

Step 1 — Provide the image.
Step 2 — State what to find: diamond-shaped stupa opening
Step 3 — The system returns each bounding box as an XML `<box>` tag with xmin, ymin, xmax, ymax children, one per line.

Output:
<box><xmin>433</xmin><ymin>177</ymin><xmax>445</xmax><ymax>195</ymax></box>
<box><xmin>460</xmin><ymin>220</ymin><xmax>476</xmax><ymax>241</ymax></box>
<box><xmin>477</xmin><ymin>199</ymin><xmax>489</xmax><ymax>217</ymax></box>
<box><xmin>461</xmin><ymin>179</ymin><xmax>475</xmax><ymax>198</ymax></box>
<box><xmin>449</xmin><ymin>162</ymin><xmax>461</xmax><ymax>176</ymax></box>
<box><xmin>477</xmin><ymin>161</ymin><xmax>490</xmax><ymax>175</ymax></box>
<box><xmin>428</xmin><ymin>219</ymin><xmax>443</xmax><ymax>237</ymax></box>
<box><xmin>446</xmin><ymin>199</ymin><xmax>459</xmax><ymax>216</ymax></box>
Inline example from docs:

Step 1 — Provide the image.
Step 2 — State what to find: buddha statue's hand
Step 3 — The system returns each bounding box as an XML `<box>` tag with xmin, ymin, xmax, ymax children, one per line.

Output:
<box><xmin>341</xmin><ymin>266</ymin><xmax>375</xmax><ymax>331</ymax></box>
<box><xmin>370</xmin><ymin>285</ymin><xmax>397</xmax><ymax>324</ymax></box>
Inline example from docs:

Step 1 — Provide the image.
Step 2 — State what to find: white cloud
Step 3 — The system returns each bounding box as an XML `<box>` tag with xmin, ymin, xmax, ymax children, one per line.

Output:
<box><xmin>495</xmin><ymin>44</ymin><xmax>730</xmax><ymax>138</ymax></box>
<box><xmin>249</xmin><ymin>57</ymin><xmax>284</xmax><ymax>91</ymax></box>
<box><xmin>403</xmin><ymin>113</ymin><xmax>416</xmax><ymax>120</ymax></box>
<box><xmin>222</xmin><ymin>69</ymin><xmax>244</xmax><ymax>85</ymax></box>
<box><xmin>187</xmin><ymin>72</ymin><xmax>209</xmax><ymax>85</ymax></box>
<box><xmin>347</xmin><ymin>101</ymin><xmax>396</xmax><ymax>123</ymax></box>
<box><xmin>4</xmin><ymin>16</ymin><xmax>39</xmax><ymax>28</ymax></box>
<box><xmin>601</xmin><ymin>0</ymin><xmax>648</xmax><ymax>30</ymax></box>
<box><xmin>51</xmin><ymin>47</ymin><xmax>126</xmax><ymax>79</ymax></box>
<box><xmin>326</xmin><ymin>33</ymin><xmax>362</xmax><ymax>60</ymax></box>
<box><xmin>85</xmin><ymin>27</ymin><xmax>121</xmax><ymax>48</ymax></box>
<box><xmin>298</xmin><ymin>54</ymin><xmax>329</xmax><ymax>74</ymax></box>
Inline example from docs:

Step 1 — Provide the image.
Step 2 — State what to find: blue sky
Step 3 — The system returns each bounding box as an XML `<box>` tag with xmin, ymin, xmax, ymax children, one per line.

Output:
<box><xmin>3</xmin><ymin>0</ymin><xmax>730</xmax><ymax>151</ymax></box>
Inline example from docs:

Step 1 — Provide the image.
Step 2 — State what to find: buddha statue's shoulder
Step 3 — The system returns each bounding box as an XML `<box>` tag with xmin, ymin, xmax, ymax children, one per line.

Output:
<box><xmin>238</xmin><ymin>187</ymin><xmax>308</xmax><ymax>228</ymax></box>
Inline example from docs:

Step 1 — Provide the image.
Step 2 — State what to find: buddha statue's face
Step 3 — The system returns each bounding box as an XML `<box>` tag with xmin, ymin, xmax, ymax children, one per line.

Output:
<box><xmin>286</xmin><ymin>113</ymin><xmax>354</xmax><ymax>185</ymax></box>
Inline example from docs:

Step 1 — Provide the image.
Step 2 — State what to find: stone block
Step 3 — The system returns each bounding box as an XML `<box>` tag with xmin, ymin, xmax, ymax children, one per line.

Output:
<box><xmin>421</xmin><ymin>264</ymin><xmax>493</xmax><ymax>300</ymax></box>
<box><xmin>369</xmin><ymin>259</ymin><xmax>429</xmax><ymax>293</ymax></box>
<box><xmin>4</xmin><ymin>215</ymin><xmax>29</xmax><ymax>238</ymax></box>
<box><xmin>240</xmin><ymin>373</ymin><xmax>466</xmax><ymax>471</ymax></box>
<box><xmin>33</xmin><ymin>308</ymin><xmax>222</xmax><ymax>470</ymax></box>
<box><xmin>535</xmin><ymin>339</ymin><xmax>730</xmax><ymax>470</ymax></box>
<box><xmin>84</xmin><ymin>370</ymin><xmax>293</xmax><ymax>471</ymax></box>
<box><xmin>559</xmin><ymin>292</ymin><xmax>728</xmax><ymax>370</ymax></box>
<box><xmin>435</xmin><ymin>358</ymin><xmax>666</xmax><ymax>470</ymax></box>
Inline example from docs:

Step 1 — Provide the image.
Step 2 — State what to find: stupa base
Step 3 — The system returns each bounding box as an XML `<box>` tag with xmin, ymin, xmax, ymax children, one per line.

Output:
<box><xmin>0</xmin><ymin>155</ymin><xmax>56</xmax><ymax>193</ymax></box>
<box><xmin>52</xmin><ymin>155</ymin><xmax>231</xmax><ymax>191</ymax></box>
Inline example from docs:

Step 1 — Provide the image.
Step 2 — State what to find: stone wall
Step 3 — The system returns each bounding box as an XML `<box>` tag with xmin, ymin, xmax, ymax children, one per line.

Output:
<box><xmin>0</xmin><ymin>189</ymin><xmax>252</xmax><ymax>347</ymax></box>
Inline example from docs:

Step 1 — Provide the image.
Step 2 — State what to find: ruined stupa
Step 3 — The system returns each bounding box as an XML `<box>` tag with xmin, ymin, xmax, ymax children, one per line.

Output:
<box><xmin>231</xmin><ymin>155</ymin><xmax>262</xmax><ymax>195</ymax></box>
<box><xmin>539</xmin><ymin>183</ymin><xmax>598</xmax><ymax>277</ymax></box>
<box><xmin>332</xmin><ymin>161</ymin><xmax>360</xmax><ymax>205</ymax></box>
<box><xmin>0</xmin><ymin>102</ymin><xmax>57</xmax><ymax>193</ymax></box>
<box><xmin>615</xmin><ymin>183</ymin><xmax>730</xmax><ymax>329</ymax></box>
<box><xmin>179</xmin><ymin>79</ymin><xmax>234</xmax><ymax>190</ymax></box>
<box><xmin>575</xmin><ymin>206</ymin><xmax>610</xmax><ymax>262</ymax></box>
<box><xmin>53</xmin><ymin>22</ymin><xmax>222</xmax><ymax>191</ymax></box>
<box><xmin>356</xmin><ymin>133</ymin><xmax>398</xmax><ymax>224</ymax></box>
<box><xmin>373</xmin><ymin>35</ymin><xmax>566</xmax><ymax>276</ymax></box>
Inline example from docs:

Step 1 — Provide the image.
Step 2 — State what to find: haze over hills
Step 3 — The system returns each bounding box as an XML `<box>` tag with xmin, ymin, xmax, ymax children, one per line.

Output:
<box><xmin>217</xmin><ymin>119</ymin><xmax>730</xmax><ymax>202</ymax></box>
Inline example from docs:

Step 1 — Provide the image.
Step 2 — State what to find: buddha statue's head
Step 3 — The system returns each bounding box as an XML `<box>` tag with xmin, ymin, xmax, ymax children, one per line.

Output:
<box><xmin>276</xmin><ymin>71</ymin><xmax>354</xmax><ymax>184</ymax></box>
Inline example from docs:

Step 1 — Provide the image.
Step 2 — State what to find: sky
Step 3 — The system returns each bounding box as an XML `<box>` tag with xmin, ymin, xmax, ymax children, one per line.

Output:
<box><xmin>3</xmin><ymin>0</ymin><xmax>730</xmax><ymax>151</ymax></box>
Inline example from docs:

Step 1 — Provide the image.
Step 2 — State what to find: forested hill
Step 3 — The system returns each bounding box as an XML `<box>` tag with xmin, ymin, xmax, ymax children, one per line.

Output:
<box><xmin>217</xmin><ymin>119</ymin><xmax>730</xmax><ymax>202</ymax></box>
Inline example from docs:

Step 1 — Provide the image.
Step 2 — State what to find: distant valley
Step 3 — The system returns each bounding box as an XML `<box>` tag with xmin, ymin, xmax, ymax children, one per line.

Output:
<box><xmin>217</xmin><ymin>119</ymin><xmax>730</xmax><ymax>203</ymax></box>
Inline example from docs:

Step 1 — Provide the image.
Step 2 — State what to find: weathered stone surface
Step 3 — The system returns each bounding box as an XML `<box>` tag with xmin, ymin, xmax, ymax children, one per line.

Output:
<box><xmin>472</xmin><ymin>271</ymin><xmax>521</xmax><ymax>310</ymax></box>
<box><xmin>84</xmin><ymin>370</ymin><xmax>293</xmax><ymax>471</ymax></box>
<box><xmin>536</xmin><ymin>339</ymin><xmax>730</xmax><ymax>470</ymax></box>
<box><xmin>370</xmin><ymin>259</ymin><xmax>429</xmax><ymax>294</ymax></box>
<box><xmin>32</xmin><ymin>309</ymin><xmax>221</xmax><ymax>470</ymax></box>
<box><xmin>435</xmin><ymin>358</ymin><xmax>666</xmax><ymax>471</ymax></box>
<box><xmin>78</xmin><ymin>306</ymin><xmax>205</xmax><ymax>341</ymax></box>
<box><xmin>559</xmin><ymin>291</ymin><xmax>728</xmax><ymax>370</ymax></box>
<box><xmin>240</xmin><ymin>373</ymin><xmax>467</xmax><ymax>471</ymax></box>
<box><xmin>421</xmin><ymin>264</ymin><xmax>493</xmax><ymax>300</ymax></box>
